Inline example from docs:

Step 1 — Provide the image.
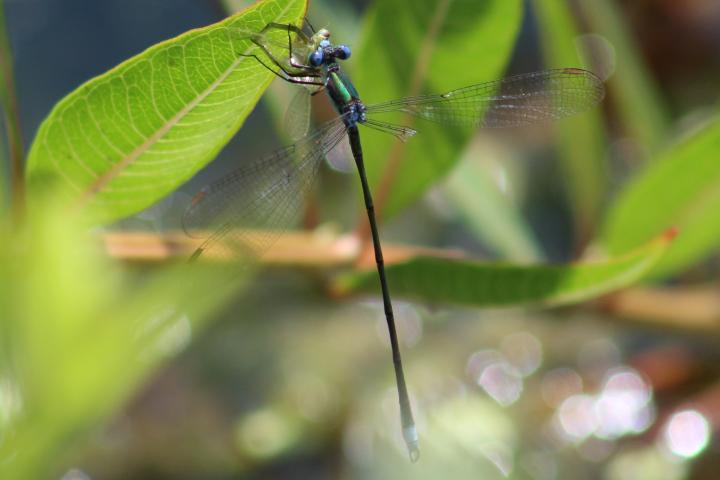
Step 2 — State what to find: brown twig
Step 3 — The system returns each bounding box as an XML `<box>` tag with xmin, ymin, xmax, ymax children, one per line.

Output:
<box><xmin>602</xmin><ymin>286</ymin><xmax>720</xmax><ymax>334</ymax></box>
<box><xmin>102</xmin><ymin>230</ymin><xmax>465</xmax><ymax>267</ymax></box>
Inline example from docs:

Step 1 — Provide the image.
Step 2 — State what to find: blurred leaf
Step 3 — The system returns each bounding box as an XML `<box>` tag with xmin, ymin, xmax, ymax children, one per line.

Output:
<box><xmin>0</xmin><ymin>118</ymin><xmax>6</xmax><ymax>212</ymax></box>
<box><xmin>25</xmin><ymin>0</ymin><xmax>307</xmax><ymax>225</ymax></box>
<box><xmin>337</xmin><ymin>231</ymin><xmax>674</xmax><ymax>307</ymax></box>
<box><xmin>353</xmin><ymin>0</ymin><xmax>523</xmax><ymax>220</ymax></box>
<box><xmin>444</xmin><ymin>145</ymin><xmax>543</xmax><ymax>262</ymax></box>
<box><xmin>578</xmin><ymin>0</ymin><xmax>670</xmax><ymax>152</ymax></box>
<box><xmin>601</xmin><ymin>118</ymin><xmax>720</xmax><ymax>278</ymax></box>
<box><xmin>532</xmin><ymin>0</ymin><xmax>607</xmax><ymax>242</ymax></box>
<box><xmin>0</xmin><ymin>191</ymin><xmax>246</xmax><ymax>478</ymax></box>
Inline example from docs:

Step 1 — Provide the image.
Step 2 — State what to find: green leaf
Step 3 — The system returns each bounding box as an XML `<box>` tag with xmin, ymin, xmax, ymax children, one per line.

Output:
<box><xmin>601</xmin><ymin>118</ymin><xmax>720</xmax><ymax>278</ymax></box>
<box><xmin>443</xmin><ymin>145</ymin><xmax>543</xmax><ymax>262</ymax></box>
<box><xmin>0</xmin><ymin>190</ymin><xmax>246</xmax><ymax>478</ymax></box>
<box><xmin>531</xmin><ymin>0</ymin><xmax>607</xmax><ymax>241</ymax></box>
<box><xmin>352</xmin><ymin>0</ymin><xmax>523</xmax><ymax>220</ymax></box>
<box><xmin>337</xmin><ymin>232</ymin><xmax>674</xmax><ymax>307</ymax></box>
<box><xmin>577</xmin><ymin>0</ymin><xmax>670</xmax><ymax>152</ymax></box>
<box><xmin>26</xmin><ymin>0</ymin><xmax>307</xmax><ymax>225</ymax></box>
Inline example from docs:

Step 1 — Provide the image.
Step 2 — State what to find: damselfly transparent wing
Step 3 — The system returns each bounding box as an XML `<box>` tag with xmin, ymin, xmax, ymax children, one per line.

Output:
<box><xmin>284</xmin><ymin>88</ymin><xmax>313</xmax><ymax>141</ymax></box>
<box><xmin>365</xmin><ymin>68</ymin><xmax>604</xmax><ymax>128</ymax></box>
<box><xmin>183</xmin><ymin>115</ymin><xmax>349</xmax><ymax>260</ymax></box>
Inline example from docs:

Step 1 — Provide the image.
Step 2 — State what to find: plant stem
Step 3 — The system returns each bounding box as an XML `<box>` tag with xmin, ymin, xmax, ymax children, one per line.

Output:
<box><xmin>102</xmin><ymin>230</ymin><xmax>464</xmax><ymax>265</ymax></box>
<box><xmin>0</xmin><ymin>0</ymin><xmax>25</xmax><ymax>218</ymax></box>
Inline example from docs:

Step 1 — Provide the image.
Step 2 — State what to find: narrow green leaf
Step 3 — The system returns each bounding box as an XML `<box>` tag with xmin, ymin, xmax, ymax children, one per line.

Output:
<box><xmin>531</xmin><ymin>0</ymin><xmax>606</xmax><ymax>241</ymax></box>
<box><xmin>444</xmin><ymin>144</ymin><xmax>543</xmax><ymax>262</ymax></box>
<box><xmin>578</xmin><ymin>0</ymin><xmax>670</xmax><ymax>152</ymax></box>
<box><xmin>0</xmin><ymin>190</ymin><xmax>246</xmax><ymax>478</ymax></box>
<box><xmin>26</xmin><ymin>0</ymin><xmax>307</xmax><ymax>224</ymax></box>
<box><xmin>353</xmin><ymin>0</ymin><xmax>523</xmax><ymax>220</ymax></box>
<box><xmin>601</xmin><ymin>118</ymin><xmax>720</xmax><ymax>278</ymax></box>
<box><xmin>337</xmin><ymin>232</ymin><xmax>674</xmax><ymax>307</ymax></box>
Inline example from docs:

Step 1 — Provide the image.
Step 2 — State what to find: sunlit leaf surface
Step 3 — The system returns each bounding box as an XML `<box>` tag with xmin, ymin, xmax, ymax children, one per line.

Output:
<box><xmin>601</xmin><ymin>117</ymin><xmax>720</xmax><ymax>278</ymax></box>
<box><xmin>26</xmin><ymin>0</ymin><xmax>307</xmax><ymax>224</ymax></box>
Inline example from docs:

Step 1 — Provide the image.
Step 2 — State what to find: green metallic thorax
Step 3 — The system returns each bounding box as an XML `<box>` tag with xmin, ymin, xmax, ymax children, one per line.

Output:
<box><xmin>325</xmin><ymin>66</ymin><xmax>360</xmax><ymax>113</ymax></box>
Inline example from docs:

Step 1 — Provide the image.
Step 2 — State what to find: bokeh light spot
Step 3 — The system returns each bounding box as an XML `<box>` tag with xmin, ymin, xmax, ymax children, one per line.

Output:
<box><xmin>556</xmin><ymin>394</ymin><xmax>598</xmax><ymax>441</ymax></box>
<box><xmin>662</xmin><ymin>409</ymin><xmax>710</xmax><ymax>459</ymax></box>
<box><xmin>500</xmin><ymin>331</ymin><xmax>542</xmax><ymax>377</ymax></box>
<box><xmin>478</xmin><ymin>361</ymin><xmax>523</xmax><ymax>407</ymax></box>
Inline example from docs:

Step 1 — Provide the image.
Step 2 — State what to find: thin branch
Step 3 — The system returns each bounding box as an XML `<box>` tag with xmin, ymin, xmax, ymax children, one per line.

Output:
<box><xmin>102</xmin><ymin>230</ymin><xmax>464</xmax><ymax>266</ymax></box>
<box><xmin>105</xmin><ymin>230</ymin><xmax>720</xmax><ymax>336</ymax></box>
<box><xmin>602</xmin><ymin>286</ymin><xmax>720</xmax><ymax>333</ymax></box>
<box><xmin>0</xmin><ymin>0</ymin><xmax>25</xmax><ymax>218</ymax></box>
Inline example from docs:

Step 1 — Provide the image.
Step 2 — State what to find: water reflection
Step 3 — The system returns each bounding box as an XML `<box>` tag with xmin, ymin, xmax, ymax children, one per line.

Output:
<box><xmin>478</xmin><ymin>362</ymin><xmax>524</xmax><ymax>407</ymax></box>
<box><xmin>556</xmin><ymin>394</ymin><xmax>599</xmax><ymax>441</ymax></box>
<box><xmin>541</xmin><ymin>367</ymin><xmax>583</xmax><ymax>408</ymax></box>
<box><xmin>467</xmin><ymin>331</ymin><xmax>543</xmax><ymax>407</ymax></box>
<box><xmin>661</xmin><ymin>409</ymin><xmax>711</xmax><ymax>459</ymax></box>
<box><xmin>595</xmin><ymin>368</ymin><xmax>654</xmax><ymax>439</ymax></box>
<box><xmin>552</xmin><ymin>367</ymin><xmax>653</xmax><ymax>443</ymax></box>
<box><xmin>500</xmin><ymin>332</ymin><xmax>543</xmax><ymax>377</ymax></box>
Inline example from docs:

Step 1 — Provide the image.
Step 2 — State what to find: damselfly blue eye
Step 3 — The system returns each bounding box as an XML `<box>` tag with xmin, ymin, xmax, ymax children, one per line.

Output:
<box><xmin>309</xmin><ymin>50</ymin><xmax>324</xmax><ymax>67</ymax></box>
<box><xmin>336</xmin><ymin>45</ymin><xmax>351</xmax><ymax>60</ymax></box>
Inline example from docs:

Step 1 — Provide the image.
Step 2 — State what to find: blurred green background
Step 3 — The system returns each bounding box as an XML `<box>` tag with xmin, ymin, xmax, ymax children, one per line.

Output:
<box><xmin>2</xmin><ymin>0</ymin><xmax>720</xmax><ymax>478</ymax></box>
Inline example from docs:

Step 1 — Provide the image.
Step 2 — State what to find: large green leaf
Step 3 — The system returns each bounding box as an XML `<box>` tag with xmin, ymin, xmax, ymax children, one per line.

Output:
<box><xmin>443</xmin><ymin>145</ymin><xmax>543</xmax><ymax>262</ymax></box>
<box><xmin>601</xmin><ymin>118</ymin><xmax>720</xmax><ymax>278</ymax></box>
<box><xmin>352</xmin><ymin>0</ymin><xmax>523</xmax><ymax>221</ymax></box>
<box><xmin>26</xmin><ymin>0</ymin><xmax>307</xmax><ymax>225</ymax></box>
<box><xmin>531</xmin><ymin>0</ymin><xmax>607</xmax><ymax>242</ymax></box>
<box><xmin>337</xmin><ymin>231</ymin><xmax>673</xmax><ymax>307</ymax></box>
<box><xmin>578</xmin><ymin>0</ymin><xmax>669</xmax><ymax>152</ymax></box>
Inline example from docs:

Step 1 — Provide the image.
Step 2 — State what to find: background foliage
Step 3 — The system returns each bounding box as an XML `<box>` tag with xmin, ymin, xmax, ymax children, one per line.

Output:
<box><xmin>2</xmin><ymin>0</ymin><xmax>720</xmax><ymax>478</ymax></box>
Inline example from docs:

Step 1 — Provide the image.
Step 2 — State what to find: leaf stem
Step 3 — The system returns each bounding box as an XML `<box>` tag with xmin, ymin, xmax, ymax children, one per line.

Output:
<box><xmin>102</xmin><ymin>230</ymin><xmax>464</xmax><ymax>265</ymax></box>
<box><xmin>0</xmin><ymin>0</ymin><xmax>25</xmax><ymax>218</ymax></box>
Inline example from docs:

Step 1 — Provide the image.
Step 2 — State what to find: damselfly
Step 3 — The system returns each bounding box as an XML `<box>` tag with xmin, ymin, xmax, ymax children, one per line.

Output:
<box><xmin>184</xmin><ymin>20</ymin><xmax>605</xmax><ymax>461</ymax></box>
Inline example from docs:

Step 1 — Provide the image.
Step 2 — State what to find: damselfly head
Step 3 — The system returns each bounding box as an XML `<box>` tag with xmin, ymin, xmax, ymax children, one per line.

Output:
<box><xmin>335</xmin><ymin>44</ymin><xmax>351</xmax><ymax>60</ymax></box>
<box><xmin>308</xmin><ymin>28</ymin><xmax>332</xmax><ymax>55</ymax></box>
<box><xmin>311</xmin><ymin>28</ymin><xmax>330</xmax><ymax>47</ymax></box>
<box><xmin>309</xmin><ymin>49</ymin><xmax>324</xmax><ymax>67</ymax></box>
